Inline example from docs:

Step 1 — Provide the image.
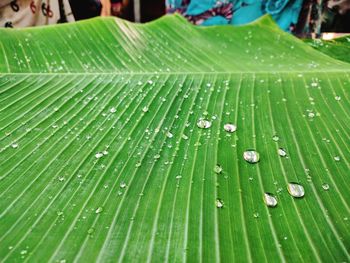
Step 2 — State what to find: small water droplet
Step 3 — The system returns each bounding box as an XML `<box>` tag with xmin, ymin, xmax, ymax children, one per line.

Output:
<box><xmin>278</xmin><ymin>148</ymin><xmax>287</xmax><ymax>157</ymax></box>
<box><xmin>216</xmin><ymin>199</ymin><xmax>224</xmax><ymax>208</ymax></box>
<box><xmin>120</xmin><ymin>182</ymin><xmax>127</xmax><ymax>188</ymax></box>
<box><xmin>142</xmin><ymin>106</ymin><xmax>149</xmax><ymax>113</ymax></box>
<box><xmin>253</xmin><ymin>212</ymin><xmax>259</xmax><ymax>218</ymax></box>
<box><xmin>58</xmin><ymin>176</ymin><xmax>65</xmax><ymax>182</ymax></box>
<box><xmin>224</xmin><ymin>123</ymin><xmax>237</xmax><ymax>133</ymax></box>
<box><xmin>87</xmin><ymin>228</ymin><xmax>95</xmax><ymax>234</ymax></box>
<box><xmin>272</xmin><ymin>135</ymin><xmax>279</xmax><ymax>142</ymax></box>
<box><xmin>335</xmin><ymin>96</ymin><xmax>341</xmax><ymax>101</ymax></box>
<box><xmin>166</xmin><ymin>132</ymin><xmax>173</xmax><ymax>138</ymax></box>
<box><xmin>135</xmin><ymin>161</ymin><xmax>141</xmax><ymax>167</ymax></box>
<box><xmin>322</xmin><ymin>183</ymin><xmax>329</xmax><ymax>191</ymax></box>
<box><xmin>287</xmin><ymin>183</ymin><xmax>305</xmax><ymax>198</ymax></box>
<box><xmin>182</xmin><ymin>134</ymin><xmax>188</xmax><ymax>140</ymax></box>
<box><xmin>334</xmin><ymin>156</ymin><xmax>341</xmax><ymax>162</ymax></box>
<box><xmin>197</xmin><ymin>119</ymin><xmax>211</xmax><ymax>129</ymax></box>
<box><xmin>95</xmin><ymin>152</ymin><xmax>103</xmax><ymax>159</ymax></box>
<box><xmin>214</xmin><ymin>164</ymin><xmax>223</xmax><ymax>174</ymax></box>
<box><xmin>308</xmin><ymin>112</ymin><xmax>315</xmax><ymax>118</ymax></box>
<box><xmin>95</xmin><ymin>207</ymin><xmax>103</xmax><ymax>214</ymax></box>
<box><xmin>57</xmin><ymin>211</ymin><xmax>63</xmax><ymax>216</ymax></box>
<box><xmin>11</xmin><ymin>143</ymin><xmax>19</xmax><ymax>149</ymax></box>
<box><xmin>243</xmin><ymin>150</ymin><xmax>260</xmax><ymax>164</ymax></box>
<box><xmin>110</xmin><ymin>107</ymin><xmax>116</xmax><ymax>113</ymax></box>
<box><xmin>154</xmin><ymin>154</ymin><xmax>160</xmax><ymax>159</ymax></box>
<box><xmin>264</xmin><ymin>193</ymin><xmax>278</xmax><ymax>207</ymax></box>
<box><xmin>20</xmin><ymin>249</ymin><xmax>28</xmax><ymax>255</ymax></box>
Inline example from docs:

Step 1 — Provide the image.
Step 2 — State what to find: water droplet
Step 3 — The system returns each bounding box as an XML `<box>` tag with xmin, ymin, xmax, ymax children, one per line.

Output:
<box><xmin>135</xmin><ymin>161</ymin><xmax>141</xmax><ymax>167</ymax></box>
<box><xmin>253</xmin><ymin>212</ymin><xmax>259</xmax><ymax>218</ymax></box>
<box><xmin>322</xmin><ymin>183</ymin><xmax>329</xmax><ymax>191</ymax></box>
<box><xmin>278</xmin><ymin>148</ymin><xmax>287</xmax><ymax>157</ymax></box>
<box><xmin>142</xmin><ymin>106</ymin><xmax>149</xmax><ymax>113</ymax></box>
<box><xmin>335</xmin><ymin>96</ymin><xmax>341</xmax><ymax>101</ymax></box>
<box><xmin>58</xmin><ymin>176</ymin><xmax>65</xmax><ymax>182</ymax></box>
<box><xmin>154</xmin><ymin>154</ymin><xmax>160</xmax><ymax>159</ymax></box>
<box><xmin>308</xmin><ymin>112</ymin><xmax>315</xmax><ymax>118</ymax></box>
<box><xmin>224</xmin><ymin>123</ymin><xmax>237</xmax><ymax>133</ymax></box>
<box><xmin>11</xmin><ymin>143</ymin><xmax>18</xmax><ymax>149</ymax></box>
<box><xmin>182</xmin><ymin>134</ymin><xmax>188</xmax><ymax>140</ymax></box>
<box><xmin>243</xmin><ymin>150</ymin><xmax>260</xmax><ymax>164</ymax></box>
<box><xmin>87</xmin><ymin>228</ymin><xmax>95</xmax><ymax>234</ymax></box>
<box><xmin>216</xmin><ymin>199</ymin><xmax>224</xmax><ymax>208</ymax></box>
<box><xmin>20</xmin><ymin>249</ymin><xmax>28</xmax><ymax>255</ymax></box>
<box><xmin>120</xmin><ymin>182</ymin><xmax>127</xmax><ymax>188</ymax></box>
<box><xmin>95</xmin><ymin>207</ymin><xmax>103</xmax><ymax>214</ymax></box>
<box><xmin>94</xmin><ymin>152</ymin><xmax>104</xmax><ymax>159</ymax></box>
<box><xmin>334</xmin><ymin>156</ymin><xmax>341</xmax><ymax>162</ymax></box>
<box><xmin>272</xmin><ymin>135</ymin><xmax>279</xmax><ymax>142</ymax></box>
<box><xmin>197</xmin><ymin>119</ymin><xmax>211</xmax><ymax>129</ymax></box>
<box><xmin>287</xmin><ymin>183</ymin><xmax>305</xmax><ymax>198</ymax></box>
<box><xmin>264</xmin><ymin>193</ymin><xmax>278</xmax><ymax>207</ymax></box>
<box><xmin>214</xmin><ymin>164</ymin><xmax>223</xmax><ymax>174</ymax></box>
<box><xmin>57</xmin><ymin>211</ymin><xmax>63</xmax><ymax>216</ymax></box>
<box><xmin>110</xmin><ymin>107</ymin><xmax>116</xmax><ymax>113</ymax></box>
<box><xmin>166</xmin><ymin>132</ymin><xmax>173</xmax><ymax>138</ymax></box>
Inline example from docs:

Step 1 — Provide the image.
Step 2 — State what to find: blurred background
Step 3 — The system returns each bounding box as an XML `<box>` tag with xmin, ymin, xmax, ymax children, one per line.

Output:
<box><xmin>1</xmin><ymin>0</ymin><xmax>349</xmax><ymax>38</ymax></box>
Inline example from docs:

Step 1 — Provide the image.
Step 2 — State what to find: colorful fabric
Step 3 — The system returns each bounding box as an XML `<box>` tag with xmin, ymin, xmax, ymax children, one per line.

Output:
<box><xmin>0</xmin><ymin>0</ymin><xmax>74</xmax><ymax>28</ymax></box>
<box><xmin>166</xmin><ymin>0</ymin><xmax>304</xmax><ymax>32</ymax></box>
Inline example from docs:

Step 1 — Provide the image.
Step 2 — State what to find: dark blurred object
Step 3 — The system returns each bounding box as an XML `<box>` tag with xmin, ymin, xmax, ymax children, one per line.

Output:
<box><xmin>69</xmin><ymin>0</ymin><xmax>102</xmax><ymax>20</ymax></box>
<box><xmin>140</xmin><ymin>0</ymin><xmax>164</xmax><ymax>22</ymax></box>
<box><xmin>322</xmin><ymin>1</ymin><xmax>350</xmax><ymax>32</ymax></box>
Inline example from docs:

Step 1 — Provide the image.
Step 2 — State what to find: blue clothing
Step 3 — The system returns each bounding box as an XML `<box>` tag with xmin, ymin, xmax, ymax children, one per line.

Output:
<box><xmin>166</xmin><ymin>0</ymin><xmax>304</xmax><ymax>32</ymax></box>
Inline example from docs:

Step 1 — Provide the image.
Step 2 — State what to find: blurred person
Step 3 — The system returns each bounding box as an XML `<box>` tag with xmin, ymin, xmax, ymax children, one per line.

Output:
<box><xmin>0</xmin><ymin>0</ymin><xmax>74</xmax><ymax>28</ymax></box>
<box><xmin>100</xmin><ymin>0</ymin><xmax>129</xmax><ymax>17</ymax></box>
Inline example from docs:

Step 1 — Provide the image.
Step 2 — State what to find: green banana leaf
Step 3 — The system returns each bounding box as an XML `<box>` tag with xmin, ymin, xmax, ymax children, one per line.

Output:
<box><xmin>305</xmin><ymin>36</ymin><xmax>350</xmax><ymax>64</ymax></box>
<box><xmin>0</xmin><ymin>14</ymin><xmax>349</xmax><ymax>262</ymax></box>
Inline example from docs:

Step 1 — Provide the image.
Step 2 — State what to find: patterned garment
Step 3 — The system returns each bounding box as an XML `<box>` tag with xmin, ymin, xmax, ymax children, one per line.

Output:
<box><xmin>166</xmin><ymin>0</ymin><xmax>305</xmax><ymax>31</ymax></box>
<box><xmin>0</xmin><ymin>0</ymin><xmax>74</xmax><ymax>28</ymax></box>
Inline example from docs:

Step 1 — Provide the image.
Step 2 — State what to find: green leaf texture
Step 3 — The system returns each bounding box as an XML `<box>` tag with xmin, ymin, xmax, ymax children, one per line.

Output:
<box><xmin>0</xmin><ymin>15</ymin><xmax>349</xmax><ymax>262</ymax></box>
<box><xmin>305</xmin><ymin>36</ymin><xmax>350</xmax><ymax>64</ymax></box>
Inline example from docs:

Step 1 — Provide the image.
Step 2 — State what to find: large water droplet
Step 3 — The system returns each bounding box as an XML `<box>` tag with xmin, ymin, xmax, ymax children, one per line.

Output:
<box><xmin>264</xmin><ymin>193</ymin><xmax>278</xmax><ymax>207</ymax></box>
<box><xmin>224</xmin><ymin>123</ymin><xmax>237</xmax><ymax>133</ymax></box>
<box><xmin>216</xmin><ymin>199</ymin><xmax>224</xmax><ymax>208</ymax></box>
<box><xmin>197</xmin><ymin>119</ymin><xmax>211</xmax><ymax>129</ymax></box>
<box><xmin>278</xmin><ymin>148</ymin><xmax>287</xmax><ymax>157</ymax></box>
<box><xmin>243</xmin><ymin>150</ymin><xmax>260</xmax><ymax>164</ymax></box>
<box><xmin>287</xmin><ymin>183</ymin><xmax>305</xmax><ymax>198</ymax></box>
<box><xmin>214</xmin><ymin>164</ymin><xmax>223</xmax><ymax>174</ymax></box>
